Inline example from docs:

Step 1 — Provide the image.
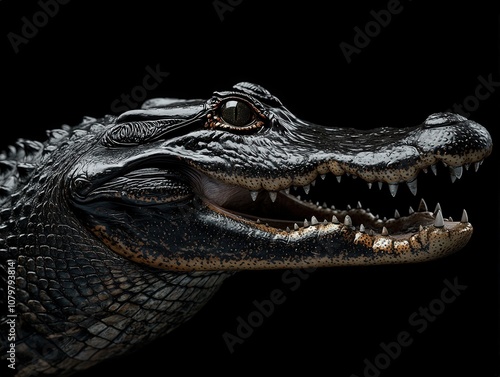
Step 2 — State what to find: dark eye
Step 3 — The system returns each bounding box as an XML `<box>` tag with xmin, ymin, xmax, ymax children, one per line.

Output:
<box><xmin>220</xmin><ymin>100</ymin><xmax>254</xmax><ymax>127</ymax></box>
<box><xmin>206</xmin><ymin>97</ymin><xmax>266</xmax><ymax>132</ymax></box>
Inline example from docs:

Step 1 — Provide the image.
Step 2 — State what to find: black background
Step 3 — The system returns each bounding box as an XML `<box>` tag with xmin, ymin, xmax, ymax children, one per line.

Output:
<box><xmin>1</xmin><ymin>1</ymin><xmax>499</xmax><ymax>376</ymax></box>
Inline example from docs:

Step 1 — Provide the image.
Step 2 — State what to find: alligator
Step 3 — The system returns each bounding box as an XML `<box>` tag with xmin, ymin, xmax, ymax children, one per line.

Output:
<box><xmin>0</xmin><ymin>82</ymin><xmax>493</xmax><ymax>376</ymax></box>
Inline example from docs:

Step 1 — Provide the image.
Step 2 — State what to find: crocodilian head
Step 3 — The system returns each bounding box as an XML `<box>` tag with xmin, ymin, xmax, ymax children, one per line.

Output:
<box><xmin>71</xmin><ymin>82</ymin><xmax>493</xmax><ymax>271</ymax></box>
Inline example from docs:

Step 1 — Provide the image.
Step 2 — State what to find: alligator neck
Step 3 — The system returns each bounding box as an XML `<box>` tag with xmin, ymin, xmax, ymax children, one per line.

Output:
<box><xmin>0</xmin><ymin>121</ymin><xmax>231</xmax><ymax>375</ymax></box>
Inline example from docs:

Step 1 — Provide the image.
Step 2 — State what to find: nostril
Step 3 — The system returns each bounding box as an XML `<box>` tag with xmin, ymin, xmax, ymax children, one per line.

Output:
<box><xmin>423</xmin><ymin>112</ymin><xmax>467</xmax><ymax>128</ymax></box>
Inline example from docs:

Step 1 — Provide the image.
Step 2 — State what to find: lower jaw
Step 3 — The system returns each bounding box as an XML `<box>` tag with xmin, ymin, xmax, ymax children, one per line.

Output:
<box><xmin>203</xmin><ymin>197</ymin><xmax>473</xmax><ymax>261</ymax></box>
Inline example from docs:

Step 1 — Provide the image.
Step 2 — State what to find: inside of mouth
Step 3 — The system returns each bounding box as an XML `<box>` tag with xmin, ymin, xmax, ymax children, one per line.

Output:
<box><xmin>199</xmin><ymin>173</ymin><xmax>439</xmax><ymax>234</ymax></box>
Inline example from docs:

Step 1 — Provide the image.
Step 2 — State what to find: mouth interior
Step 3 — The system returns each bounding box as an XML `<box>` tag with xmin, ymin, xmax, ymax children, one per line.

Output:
<box><xmin>197</xmin><ymin>172</ymin><xmax>442</xmax><ymax>235</ymax></box>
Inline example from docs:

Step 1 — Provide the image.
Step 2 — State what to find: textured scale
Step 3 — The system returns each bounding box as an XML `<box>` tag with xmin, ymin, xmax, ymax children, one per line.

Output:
<box><xmin>0</xmin><ymin>118</ymin><xmax>231</xmax><ymax>376</ymax></box>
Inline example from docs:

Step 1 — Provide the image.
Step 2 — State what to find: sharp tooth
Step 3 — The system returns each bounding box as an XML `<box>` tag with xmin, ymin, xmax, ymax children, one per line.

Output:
<box><xmin>367</xmin><ymin>182</ymin><xmax>372</xmax><ymax>189</ymax></box>
<box><xmin>311</xmin><ymin>216</ymin><xmax>319</xmax><ymax>225</ymax></box>
<box><xmin>352</xmin><ymin>175</ymin><xmax>357</xmax><ymax>179</ymax></box>
<box><xmin>250</xmin><ymin>191</ymin><xmax>259</xmax><ymax>201</ymax></box>
<box><xmin>323</xmin><ymin>219</ymin><xmax>328</xmax><ymax>225</ymax></box>
<box><xmin>311</xmin><ymin>179</ymin><xmax>316</xmax><ymax>186</ymax></box>
<box><xmin>297</xmin><ymin>195</ymin><xmax>302</xmax><ymax>201</ymax></box>
<box><xmin>269</xmin><ymin>191</ymin><xmax>277</xmax><ymax>202</ymax></box>
<box><xmin>304</xmin><ymin>219</ymin><xmax>310</xmax><ymax>227</ymax></box>
<box><xmin>452</xmin><ymin>166</ymin><xmax>463</xmax><ymax>179</ymax></box>
<box><xmin>434</xmin><ymin>203</ymin><xmax>441</xmax><ymax>215</ymax></box>
<box><xmin>330</xmin><ymin>205</ymin><xmax>336</xmax><ymax>210</ymax></box>
<box><xmin>442</xmin><ymin>161</ymin><xmax>448</xmax><ymax>167</ymax></box>
<box><xmin>316</xmin><ymin>201</ymin><xmax>320</xmax><ymax>206</ymax></box>
<box><xmin>294</xmin><ymin>223</ymin><xmax>299</xmax><ymax>230</ymax></box>
<box><xmin>359</xmin><ymin>224</ymin><xmax>366</xmax><ymax>233</ymax></box>
<box><xmin>449</xmin><ymin>166</ymin><xmax>463</xmax><ymax>183</ymax></box>
<box><xmin>303</xmin><ymin>184</ymin><xmax>310</xmax><ymax>194</ymax></box>
<box><xmin>464</xmin><ymin>163</ymin><xmax>470</xmax><ymax>170</ymax></box>
<box><xmin>461</xmin><ymin>209</ymin><xmax>468</xmax><ymax>223</ymax></box>
<box><xmin>336</xmin><ymin>176</ymin><xmax>342</xmax><ymax>183</ymax></box>
<box><xmin>378</xmin><ymin>182</ymin><xmax>383</xmax><ymax>190</ymax></box>
<box><xmin>320</xmin><ymin>174</ymin><xmax>326</xmax><ymax>180</ymax></box>
<box><xmin>474</xmin><ymin>161</ymin><xmax>481</xmax><ymax>172</ymax></box>
<box><xmin>409</xmin><ymin>206</ymin><xmax>415</xmax><ymax>215</ymax></box>
<box><xmin>346</xmin><ymin>204</ymin><xmax>352</xmax><ymax>210</ymax></box>
<box><xmin>344</xmin><ymin>215</ymin><xmax>352</xmax><ymax>226</ymax></box>
<box><xmin>322</xmin><ymin>202</ymin><xmax>328</xmax><ymax>208</ymax></box>
<box><xmin>256</xmin><ymin>219</ymin><xmax>261</xmax><ymax>223</ymax></box>
<box><xmin>419</xmin><ymin>225</ymin><xmax>424</xmax><ymax>232</ymax></box>
<box><xmin>431</xmin><ymin>164</ymin><xmax>437</xmax><ymax>175</ymax></box>
<box><xmin>284</xmin><ymin>187</ymin><xmax>290</xmax><ymax>194</ymax></box>
<box><xmin>394</xmin><ymin>209</ymin><xmax>400</xmax><ymax>219</ymax></box>
<box><xmin>423</xmin><ymin>168</ymin><xmax>428</xmax><ymax>174</ymax></box>
<box><xmin>357</xmin><ymin>201</ymin><xmax>362</xmax><ymax>209</ymax></box>
<box><xmin>286</xmin><ymin>226</ymin><xmax>291</xmax><ymax>232</ymax></box>
<box><xmin>388</xmin><ymin>183</ymin><xmax>398</xmax><ymax>197</ymax></box>
<box><xmin>381</xmin><ymin>227</ymin><xmax>389</xmax><ymax>236</ymax></box>
<box><xmin>418</xmin><ymin>198</ymin><xmax>428</xmax><ymax>212</ymax></box>
<box><xmin>406</xmin><ymin>179</ymin><xmax>417</xmax><ymax>196</ymax></box>
<box><xmin>434</xmin><ymin>210</ymin><xmax>444</xmax><ymax>228</ymax></box>
<box><xmin>332</xmin><ymin>215</ymin><xmax>340</xmax><ymax>224</ymax></box>
<box><xmin>449</xmin><ymin>217</ymin><xmax>454</xmax><ymax>222</ymax></box>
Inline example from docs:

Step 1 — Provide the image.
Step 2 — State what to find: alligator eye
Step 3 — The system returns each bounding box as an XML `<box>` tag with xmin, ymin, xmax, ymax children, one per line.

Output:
<box><xmin>207</xmin><ymin>98</ymin><xmax>266</xmax><ymax>132</ymax></box>
<box><xmin>221</xmin><ymin>100</ymin><xmax>254</xmax><ymax>127</ymax></box>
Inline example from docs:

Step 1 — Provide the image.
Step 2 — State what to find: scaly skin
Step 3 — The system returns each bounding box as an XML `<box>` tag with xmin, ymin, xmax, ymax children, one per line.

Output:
<box><xmin>0</xmin><ymin>82</ymin><xmax>493</xmax><ymax>375</ymax></box>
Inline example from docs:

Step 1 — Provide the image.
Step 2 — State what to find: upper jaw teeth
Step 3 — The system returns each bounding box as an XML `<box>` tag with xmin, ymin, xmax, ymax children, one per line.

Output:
<box><xmin>241</xmin><ymin>160</ymin><xmax>478</xmax><ymax>234</ymax></box>
<box><xmin>268</xmin><ymin>191</ymin><xmax>278</xmax><ymax>202</ymax></box>
<box><xmin>249</xmin><ymin>159</ymin><xmax>482</xmax><ymax>202</ymax></box>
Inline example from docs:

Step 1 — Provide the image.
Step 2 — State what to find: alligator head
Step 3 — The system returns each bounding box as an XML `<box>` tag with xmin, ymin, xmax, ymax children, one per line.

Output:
<box><xmin>71</xmin><ymin>82</ymin><xmax>493</xmax><ymax>270</ymax></box>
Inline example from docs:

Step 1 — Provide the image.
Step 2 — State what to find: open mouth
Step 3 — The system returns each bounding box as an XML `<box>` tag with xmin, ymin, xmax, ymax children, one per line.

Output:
<box><xmin>197</xmin><ymin>160</ymin><xmax>481</xmax><ymax>240</ymax></box>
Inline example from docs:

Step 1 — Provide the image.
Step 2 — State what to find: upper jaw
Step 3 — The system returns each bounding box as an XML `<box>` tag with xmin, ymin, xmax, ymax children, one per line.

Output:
<box><xmin>184</xmin><ymin>111</ymin><xmax>492</xmax><ymax>193</ymax></box>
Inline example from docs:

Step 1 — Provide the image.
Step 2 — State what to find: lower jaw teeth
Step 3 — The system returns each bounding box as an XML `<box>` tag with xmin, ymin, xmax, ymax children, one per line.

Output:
<box><xmin>254</xmin><ymin>206</ymin><xmax>468</xmax><ymax>237</ymax></box>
